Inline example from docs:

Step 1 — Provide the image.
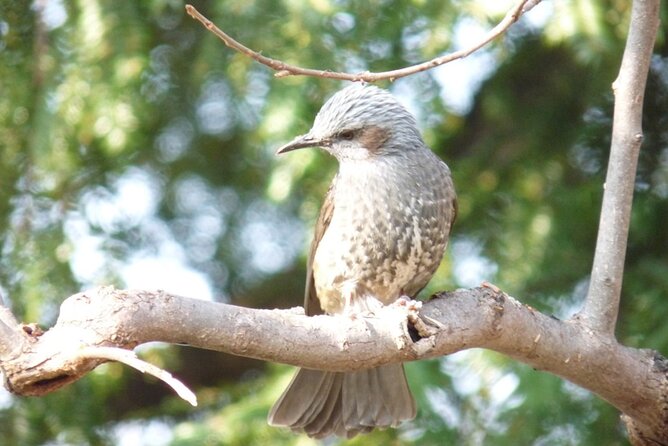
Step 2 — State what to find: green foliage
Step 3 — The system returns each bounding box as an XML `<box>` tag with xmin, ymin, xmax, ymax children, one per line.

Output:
<box><xmin>0</xmin><ymin>0</ymin><xmax>667</xmax><ymax>444</ymax></box>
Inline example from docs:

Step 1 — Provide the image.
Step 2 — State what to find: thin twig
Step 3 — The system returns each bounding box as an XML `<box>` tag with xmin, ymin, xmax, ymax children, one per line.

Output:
<box><xmin>77</xmin><ymin>346</ymin><xmax>198</xmax><ymax>406</ymax></box>
<box><xmin>579</xmin><ymin>0</ymin><xmax>660</xmax><ymax>335</ymax></box>
<box><xmin>185</xmin><ymin>1</ymin><xmax>540</xmax><ymax>82</ymax></box>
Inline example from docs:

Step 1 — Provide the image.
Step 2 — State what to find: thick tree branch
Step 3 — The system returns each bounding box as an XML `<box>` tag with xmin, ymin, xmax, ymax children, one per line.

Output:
<box><xmin>580</xmin><ymin>0</ymin><xmax>660</xmax><ymax>335</ymax></box>
<box><xmin>0</xmin><ymin>286</ymin><xmax>666</xmax><ymax>443</ymax></box>
<box><xmin>185</xmin><ymin>1</ymin><xmax>541</xmax><ymax>82</ymax></box>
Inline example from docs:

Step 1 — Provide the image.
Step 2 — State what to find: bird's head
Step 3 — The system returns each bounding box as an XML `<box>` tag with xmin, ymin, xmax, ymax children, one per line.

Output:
<box><xmin>276</xmin><ymin>84</ymin><xmax>424</xmax><ymax>162</ymax></box>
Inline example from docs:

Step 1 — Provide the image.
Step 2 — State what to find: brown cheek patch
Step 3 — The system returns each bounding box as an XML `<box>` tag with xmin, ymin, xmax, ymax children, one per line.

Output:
<box><xmin>359</xmin><ymin>126</ymin><xmax>390</xmax><ymax>153</ymax></box>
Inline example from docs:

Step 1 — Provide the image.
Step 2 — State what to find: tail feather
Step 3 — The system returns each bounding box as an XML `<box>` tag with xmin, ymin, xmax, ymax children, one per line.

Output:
<box><xmin>269</xmin><ymin>368</ymin><xmax>336</xmax><ymax>427</ymax></box>
<box><xmin>342</xmin><ymin>368</ymin><xmax>373</xmax><ymax>427</ymax></box>
<box><xmin>375</xmin><ymin>363</ymin><xmax>417</xmax><ymax>422</ymax></box>
<box><xmin>367</xmin><ymin>365</ymin><xmax>397</xmax><ymax>426</ymax></box>
<box><xmin>302</xmin><ymin>377</ymin><xmax>343</xmax><ymax>437</ymax></box>
<box><xmin>268</xmin><ymin>364</ymin><xmax>415</xmax><ymax>438</ymax></box>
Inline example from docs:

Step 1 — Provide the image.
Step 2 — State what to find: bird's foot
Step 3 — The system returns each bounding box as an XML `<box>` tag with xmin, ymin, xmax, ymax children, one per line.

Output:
<box><xmin>391</xmin><ymin>296</ymin><xmax>423</xmax><ymax>312</ymax></box>
<box><xmin>391</xmin><ymin>295</ymin><xmax>445</xmax><ymax>340</ymax></box>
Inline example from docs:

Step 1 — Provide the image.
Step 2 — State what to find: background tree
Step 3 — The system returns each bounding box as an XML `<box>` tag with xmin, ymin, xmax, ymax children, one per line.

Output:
<box><xmin>0</xmin><ymin>0</ymin><xmax>666</xmax><ymax>445</ymax></box>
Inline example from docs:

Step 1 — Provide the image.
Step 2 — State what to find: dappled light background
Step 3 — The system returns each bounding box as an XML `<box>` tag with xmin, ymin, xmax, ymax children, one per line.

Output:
<box><xmin>1</xmin><ymin>0</ymin><xmax>667</xmax><ymax>444</ymax></box>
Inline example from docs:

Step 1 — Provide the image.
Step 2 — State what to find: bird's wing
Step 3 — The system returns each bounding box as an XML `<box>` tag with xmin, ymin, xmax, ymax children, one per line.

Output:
<box><xmin>304</xmin><ymin>178</ymin><xmax>336</xmax><ymax>316</ymax></box>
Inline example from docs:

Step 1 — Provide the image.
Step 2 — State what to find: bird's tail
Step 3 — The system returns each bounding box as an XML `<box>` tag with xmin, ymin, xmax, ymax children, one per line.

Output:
<box><xmin>268</xmin><ymin>364</ymin><xmax>416</xmax><ymax>439</ymax></box>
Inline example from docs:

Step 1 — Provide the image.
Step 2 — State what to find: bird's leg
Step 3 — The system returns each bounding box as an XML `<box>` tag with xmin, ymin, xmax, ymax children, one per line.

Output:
<box><xmin>339</xmin><ymin>281</ymin><xmax>385</xmax><ymax>318</ymax></box>
<box><xmin>341</xmin><ymin>298</ymin><xmax>358</xmax><ymax>320</ymax></box>
<box><xmin>338</xmin><ymin>280</ymin><xmax>361</xmax><ymax>319</ymax></box>
<box><xmin>342</xmin><ymin>295</ymin><xmax>385</xmax><ymax>319</ymax></box>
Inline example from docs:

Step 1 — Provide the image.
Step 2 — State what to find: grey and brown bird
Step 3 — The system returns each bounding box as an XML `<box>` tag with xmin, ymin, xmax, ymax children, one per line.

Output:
<box><xmin>268</xmin><ymin>84</ymin><xmax>457</xmax><ymax>438</ymax></box>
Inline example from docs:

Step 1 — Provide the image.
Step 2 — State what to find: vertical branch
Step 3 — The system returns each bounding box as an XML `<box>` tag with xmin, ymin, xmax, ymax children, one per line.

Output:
<box><xmin>579</xmin><ymin>0</ymin><xmax>660</xmax><ymax>335</ymax></box>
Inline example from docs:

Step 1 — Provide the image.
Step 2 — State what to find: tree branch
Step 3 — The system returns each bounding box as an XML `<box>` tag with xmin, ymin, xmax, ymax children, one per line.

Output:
<box><xmin>0</xmin><ymin>286</ymin><xmax>666</xmax><ymax>443</ymax></box>
<box><xmin>185</xmin><ymin>1</ymin><xmax>541</xmax><ymax>82</ymax></box>
<box><xmin>579</xmin><ymin>0</ymin><xmax>660</xmax><ymax>335</ymax></box>
<box><xmin>77</xmin><ymin>346</ymin><xmax>197</xmax><ymax>406</ymax></box>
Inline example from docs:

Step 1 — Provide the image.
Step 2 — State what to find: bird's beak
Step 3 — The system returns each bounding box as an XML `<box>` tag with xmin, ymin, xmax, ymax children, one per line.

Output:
<box><xmin>276</xmin><ymin>133</ymin><xmax>325</xmax><ymax>155</ymax></box>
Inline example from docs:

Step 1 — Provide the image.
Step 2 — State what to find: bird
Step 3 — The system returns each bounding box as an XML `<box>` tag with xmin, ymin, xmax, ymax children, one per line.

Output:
<box><xmin>268</xmin><ymin>83</ymin><xmax>457</xmax><ymax>438</ymax></box>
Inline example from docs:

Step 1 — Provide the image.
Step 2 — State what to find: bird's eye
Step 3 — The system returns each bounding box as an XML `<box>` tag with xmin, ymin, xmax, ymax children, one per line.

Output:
<box><xmin>339</xmin><ymin>130</ymin><xmax>355</xmax><ymax>141</ymax></box>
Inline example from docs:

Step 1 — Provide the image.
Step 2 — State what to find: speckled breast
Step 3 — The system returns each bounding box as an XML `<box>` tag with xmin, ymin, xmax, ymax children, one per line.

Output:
<box><xmin>312</xmin><ymin>154</ymin><xmax>455</xmax><ymax>315</ymax></box>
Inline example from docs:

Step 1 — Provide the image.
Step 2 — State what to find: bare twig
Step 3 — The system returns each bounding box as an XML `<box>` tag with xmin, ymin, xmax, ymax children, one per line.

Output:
<box><xmin>185</xmin><ymin>1</ymin><xmax>540</xmax><ymax>82</ymax></box>
<box><xmin>579</xmin><ymin>0</ymin><xmax>660</xmax><ymax>336</ymax></box>
<box><xmin>77</xmin><ymin>346</ymin><xmax>198</xmax><ymax>406</ymax></box>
